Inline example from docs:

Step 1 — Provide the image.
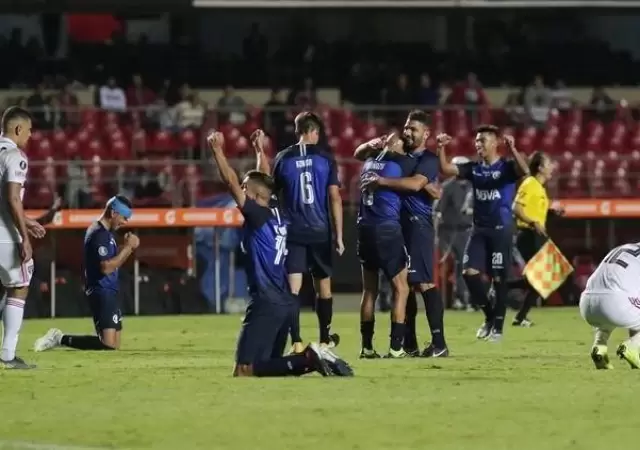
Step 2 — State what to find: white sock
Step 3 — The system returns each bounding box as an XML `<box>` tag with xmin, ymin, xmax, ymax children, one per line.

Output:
<box><xmin>593</xmin><ymin>328</ymin><xmax>611</xmax><ymax>347</ymax></box>
<box><xmin>2</xmin><ymin>297</ymin><xmax>25</xmax><ymax>361</ymax></box>
<box><xmin>627</xmin><ymin>330</ymin><xmax>640</xmax><ymax>348</ymax></box>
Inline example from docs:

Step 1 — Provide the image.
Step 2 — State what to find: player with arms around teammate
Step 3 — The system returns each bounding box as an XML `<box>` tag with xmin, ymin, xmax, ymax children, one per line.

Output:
<box><xmin>438</xmin><ymin>126</ymin><xmax>529</xmax><ymax>341</ymax></box>
<box><xmin>579</xmin><ymin>243</ymin><xmax>640</xmax><ymax>370</ymax></box>
<box><xmin>357</xmin><ymin>110</ymin><xmax>447</xmax><ymax>357</ymax></box>
<box><xmin>0</xmin><ymin>106</ymin><xmax>51</xmax><ymax>368</ymax></box>
<box><xmin>208</xmin><ymin>131</ymin><xmax>352</xmax><ymax>377</ymax></box>
<box><xmin>256</xmin><ymin>112</ymin><xmax>343</xmax><ymax>353</ymax></box>
<box><xmin>34</xmin><ymin>195</ymin><xmax>139</xmax><ymax>351</ymax></box>
<box><xmin>357</xmin><ymin>134</ymin><xmax>414</xmax><ymax>358</ymax></box>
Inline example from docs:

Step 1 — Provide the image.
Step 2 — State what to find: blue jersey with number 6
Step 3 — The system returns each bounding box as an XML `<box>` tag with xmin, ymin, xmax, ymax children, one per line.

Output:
<box><xmin>239</xmin><ymin>198</ymin><xmax>292</xmax><ymax>304</ymax></box>
<box><xmin>358</xmin><ymin>151</ymin><xmax>416</xmax><ymax>227</ymax></box>
<box><xmin>272</xmin><ymin>143</ymin><xmax>339</xmax><ymax>244</ymax></box>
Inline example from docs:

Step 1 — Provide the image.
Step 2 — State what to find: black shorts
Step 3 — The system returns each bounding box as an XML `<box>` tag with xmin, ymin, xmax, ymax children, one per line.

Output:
<box><xmin>235</xmin><ymin>299</ymin><xmax>293</xmax><ymax>365</ymax></box>
<box><xmin>286</xmin><ymin>240</ymin><xmax>332</xmax><ymax>279</ymax></box>
<box><xmin>403</xmin><ymin>219</ymin><xmax>435</xmax><ymax>285</ymax></box>
<box><xmin>516</xmin><ymin>228</ymin><xmax>547</xmax><ymax>262</ymax></box>
<box><xmin>87</xmin><ymin>290</ymin><xmax>122</xmax><ymax>334</ymax></box>
<box><xmin>357</xmin><ymin>224</ymin><xmax>408</xmax><ymax>281</ymax></box>
<box><xmin>463</xmin><ymin>227</ymin><xmax>513</xmax><ymax>279</ymax></box>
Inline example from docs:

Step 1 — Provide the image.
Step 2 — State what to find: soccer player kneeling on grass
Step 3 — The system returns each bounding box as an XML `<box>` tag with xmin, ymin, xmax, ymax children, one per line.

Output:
<box><xmin>34</xmin><ymin>195</ymin><xmax>139</xmax><ymax>352</ymax></box>
<box><xmin>206</xmin><ymin>131</ymin><xmax>352</xmax><ymax>377</ymax></box>
<box><xmin>580</xmin><ymin>242</ymin><xmax>640</xmax><ymax>370</ymax></box>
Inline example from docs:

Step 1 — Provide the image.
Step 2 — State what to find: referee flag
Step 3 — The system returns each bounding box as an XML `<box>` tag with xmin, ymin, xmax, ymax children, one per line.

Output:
<box><xmin>523</xmin><ymin>240</ymin><xmax>574</xmax><ymax>300</ymax></box>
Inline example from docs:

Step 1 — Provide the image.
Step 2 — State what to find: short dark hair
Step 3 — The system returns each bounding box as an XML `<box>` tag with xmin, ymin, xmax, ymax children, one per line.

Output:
<box><xmin>1</xmin><ymin>106</ymin><xmax>31</xmax><ymax>132</ymax></box>
<box><xmin>406</xmin><ymin>109</ymin><xmax>430</xmax><ymax>126</ymax></box>
<box><xmin>244</xmin><ymin>170</ymin><xmax>275</xmax><ymax>191</ymax></box>
<box><xmin>529</xmin><ymin>151</ymin><xmax>546</xmax><ymax>176</ymax></box>
<box><xmin>475</xmin><ymin>124</ymin><xmax>500</xmax><ymax>136</ymax></box>
<box><xmin>294</xmin><ymin>112</ymin><xmax>322</xmax><ymax>136</ymax></box>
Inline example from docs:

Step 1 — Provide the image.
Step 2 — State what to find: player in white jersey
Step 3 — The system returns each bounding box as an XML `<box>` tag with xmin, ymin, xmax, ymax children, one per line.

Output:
<box><xmin>580</xmin><ymin>242</ymin><xmax>640</xmax><ymax>370</ymax></box>
<box><xmin>0</xmin><ymin>106</ymin><xmax>46</xmax><ymax>369</ymax></box>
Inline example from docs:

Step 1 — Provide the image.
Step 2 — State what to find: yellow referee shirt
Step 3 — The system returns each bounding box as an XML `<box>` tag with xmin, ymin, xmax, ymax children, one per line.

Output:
<box><xmin>514</xmin><ymin>176</ymin><xmax>549</xmax><ymax>229</ymax></box>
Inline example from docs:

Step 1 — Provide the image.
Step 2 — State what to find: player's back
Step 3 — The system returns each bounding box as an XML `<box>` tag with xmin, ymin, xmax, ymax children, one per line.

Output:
<box><xmin>83</xmin><ymin>222</ymin><xmax>119</xmax><ymax>294</ymax></box>
<box><xmin>358</xmin><ymin>151</ymin><xmax>415</xmax><ymax>227</ymax></box>
<box><xmin>0</xmin><ymin>137</ymin><xmax>27</xmax><ymax>243</ymax></box>
<box><xmin>585</xmin><ymin>243</ymin><xmax>640</xmax><ymax>294</ymax></box>
<box><xmin>240</xmin><ymin>199</ymin><xmax>291</xmax><ymax>304</ymax></box>
<box><xmin>272</xmin><ymin>143</ymin><xmax>338</xmax><ymax>243</ymax></box>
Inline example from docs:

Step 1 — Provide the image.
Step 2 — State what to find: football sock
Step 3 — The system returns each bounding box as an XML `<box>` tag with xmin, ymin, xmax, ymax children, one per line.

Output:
<box><xmin>253</xmin><ymin>354</ymin><xmax>312</xmax><ymax>377</ymax></box>
<box><xmin>594</xmin><ymin>329</ymin><xmax>611</xmax><ymax>346</ymax></box>
<box><xmin>316</xmin><ymin>296</ymin><xmax>333</xmax><ymax>344</ymax></box>
<box><xmin>1</xmin><ymin>297</ymin><xmax>25</xmax><ymax>361</ymax></box>
<box><xmin>390</xmin><ymin>321</ymin><xmax>405</xmax><ymax>352</ymax></box>
<box><xmin>463</xmin><ymin>274</ymin><xmax>494</xmax><ymax>322</ymax></box>
<box><xmin>404</xmin><ymin>292</ymin><xmax>418</xmax><ymax>350</ymax></box>
<box><xmin>360</xmin><ymin>320</ymin><xmax>374</xmax><ymax>350</ymax></box>
<box><xmin>61</xmin><ymin>335</ymin><xmax>115</xmax><ymax>350</ymax></box>
<box><xmin>515</xmin><ymin>289</ymin><xmax>538</xmax><ymax>322</ymax></box>
<box><xmin>492</xmin><ymin>281</ymin><xmax>508</xmax><ymax>333</ymax></box>
<box><xmin>422</xmin><ymin>288</ymin><xmax>446</xmax><ymax>348</ymax></box>
<box><xmin>289</xmin><ymin>295</ymin><xmax>302</xmax><ymax>343</ymax></box>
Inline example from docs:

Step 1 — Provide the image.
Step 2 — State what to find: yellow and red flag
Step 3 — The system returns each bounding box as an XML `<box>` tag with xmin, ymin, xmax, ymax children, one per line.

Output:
<box><xmin>523</xmin><ymin>240</ymin><xmax>574</xmax><ymax>300</ymax></box>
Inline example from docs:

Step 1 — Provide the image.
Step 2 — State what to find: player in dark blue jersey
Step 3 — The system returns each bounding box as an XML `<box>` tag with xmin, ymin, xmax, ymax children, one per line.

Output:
<box><xmin>206</xmin><ymin>131</ymin><xmax>352</xmax><ymax>377</ymax></box>
<box><xmin>356</xmin><ymin>134</ymin><xmax>415</xmax><ymax>358</ymax></box>
<box><xmin>438</xmin><ymin>125</ymin><xmax>529</xmax><ymax>342</ymax></box>
<box><xmin>255</xmin><ymin>113</ymin><xmax>343</xmax><ymax>353</ymax></box>
<box><xmin>357</xmin><ymin>111</ymin><xmax>447</xmax><ymax>358</ymax></box>
<box><xmin>34</xmin><ymin>195</ymin><xmax>139</xmax><ymax>352</ymax></box>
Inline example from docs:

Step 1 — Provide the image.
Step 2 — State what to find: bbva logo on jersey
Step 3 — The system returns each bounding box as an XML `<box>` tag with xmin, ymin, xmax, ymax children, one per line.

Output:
<box><xmin>475</xmin><ymin>189</ymin><xmax>502</xmax><ymax>201</ymax></box>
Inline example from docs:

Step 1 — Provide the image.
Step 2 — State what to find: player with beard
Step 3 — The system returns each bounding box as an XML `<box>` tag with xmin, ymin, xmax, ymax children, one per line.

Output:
<box><xmin>356</xmin><ymin>110</ymin><xmax>446</xmax><ymax>357</ymax></box>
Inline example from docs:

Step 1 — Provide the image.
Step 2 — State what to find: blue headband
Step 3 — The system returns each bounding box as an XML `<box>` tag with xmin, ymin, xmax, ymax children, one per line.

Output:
<box><xmin>107</xmin><ymin>197</ymin><xmax>132</xmax><ymax>220</ymax></box>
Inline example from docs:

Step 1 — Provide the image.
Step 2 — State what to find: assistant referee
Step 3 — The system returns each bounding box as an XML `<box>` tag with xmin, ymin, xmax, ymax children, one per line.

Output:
<box><xmin>511</xmin><ymin>151</ymin><xmax>562</xmax><ymax>326</ymax></box>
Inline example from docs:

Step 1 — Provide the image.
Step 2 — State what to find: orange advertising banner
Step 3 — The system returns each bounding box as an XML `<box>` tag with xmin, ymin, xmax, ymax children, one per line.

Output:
<box><xmin>25</xmin><ymin>208</ymin><xmax>245</xmax><ymax>228</ymax></box>
<box><xmin>22</xmin><ymin>200</ymin><xmax>640</xmax><ymax>228</ymax></box>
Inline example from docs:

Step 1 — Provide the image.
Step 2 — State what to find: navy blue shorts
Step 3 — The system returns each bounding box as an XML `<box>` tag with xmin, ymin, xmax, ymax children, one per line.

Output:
<box><xmin>463</xmin><ymin>227</ymin><xmax>514</xmax><ymax>279</ymax></box>
<box><xmin>357</xmin><ymin>224</ymin><xmax>408</xmax><ymax>281</ymax></box>
<box><xmin>286</xmin><ymin>240</ymin><xmax>332</xmax><ymax>279</ymax></box>
<box><xmin>235</xmin><ymin>300</ymin><xmax>292</xmax><ymax>365</ymax></box>
<box><xmin>403</xmin><ymin>219</ymin><xmax>435</xmax><ymax>285</ymax></box>
<box><xmin>86</xmin><ymin>290</ymin><xmax>122</xmax><ymax>334</ymax></box>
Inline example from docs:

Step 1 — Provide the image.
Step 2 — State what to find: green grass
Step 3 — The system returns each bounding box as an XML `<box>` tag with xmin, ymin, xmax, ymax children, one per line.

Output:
<box><xmin>0</xmin><ymin>307</ymin><xmax>635</xmax><ymax>450</ymax></box>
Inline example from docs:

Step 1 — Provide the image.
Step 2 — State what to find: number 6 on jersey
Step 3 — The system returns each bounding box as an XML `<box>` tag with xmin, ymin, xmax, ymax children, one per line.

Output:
<box><xmin>300</xmin><ymin>171</ymin><xmax>314</xmax><ymax>204</ymax></box>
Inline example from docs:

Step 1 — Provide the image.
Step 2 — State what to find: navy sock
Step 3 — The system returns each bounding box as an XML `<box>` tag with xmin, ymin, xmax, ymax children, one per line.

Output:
<box><xmin>61</xmin><ymin>335</ymin><xmax>114</xmax><ymax>350</ymax></box>
<box><xmin>360</xmin><ymin>320</ymin><xmax>374</xmax><ymax>350</ymax></box>
<box><xmin>289</xmin><ymin>295</ymin><xmax>302</xmax><ymax>343</ymax></box>
<box><xmin>464</xmin><ymin>274</ymin><xmax>494</xmax><ymax>322</ymax></box>
<box><xmin>422</xmin><ymin>288</ymin><xmax>446</xmax><ymax>348</ymax></box>
<box><xmin>316</xmin><ymin>297</ymin><xmax>333</xmax><ymax>344</ymax></box>
<box><xmin>516</xmin><ymin>289</ymin><xmax>538</xmax><ymax>322</ymax></box>
<box><xmin>390</xmin><ymin>321</ymin><xmax>405</xmax><ymax>352</ymax></box>
<box><xmin>404</xmin><ymin>292</ymin><xmax>418</xmax><ymax>350</ymax></box>
<box><xmin>252</xmin><ymin>354</ymin><xmax>311</xmax><ymax>377</ymax></box>
<box><xmin>493</xmin><ymin>281</ymin><xmax>508</xmax><ymax>333</ymax></box>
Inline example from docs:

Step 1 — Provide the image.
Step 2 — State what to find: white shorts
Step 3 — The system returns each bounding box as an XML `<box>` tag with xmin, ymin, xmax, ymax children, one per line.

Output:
<box><xmin>579</xmin><ymin>291</ymin><xmax>640</xmax><ymax>331</ymax></box>
<box><xmin>0</xmin><ymin>243</ymin><xmax>33</xmax><ymax>288</ymax></box>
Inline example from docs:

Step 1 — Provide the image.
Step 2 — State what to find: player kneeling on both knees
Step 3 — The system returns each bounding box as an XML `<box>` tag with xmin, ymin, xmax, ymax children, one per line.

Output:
<box><xmin>34</xmin><ymin>196</ymin><xmax>138</xmax><ymax>353</ymax></box>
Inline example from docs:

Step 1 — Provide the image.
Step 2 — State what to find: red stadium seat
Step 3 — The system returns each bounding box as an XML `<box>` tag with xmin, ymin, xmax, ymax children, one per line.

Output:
<box><xmin>148</xmin><ymin>130</ymin><xmax>175</xmax><ymax>154</ymax></box>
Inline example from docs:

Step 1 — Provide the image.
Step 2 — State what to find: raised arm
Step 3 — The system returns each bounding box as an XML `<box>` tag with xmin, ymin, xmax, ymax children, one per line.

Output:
<box><xmin>353</xmin><ymin>136</ymin><xmax>385</xmax><ymax>161</ymax></box>
<box><xmin>504</xmin><ymin>135</ymin><xmax>530</xmax><ymax>178</ymax></box>
<box><xmin>435</xmin><ymin>133</ymin><xmax>460</xmax><ymax>177</ymax></box>
<box><xmin>251</xmin><ymin>129</ymin><xmax>271</xmax><ymax>174</ymax></box>
<box><xmin>207</xmin><ymin>131</ymin><xmax>246</xmax><ymax>207</ymax></box>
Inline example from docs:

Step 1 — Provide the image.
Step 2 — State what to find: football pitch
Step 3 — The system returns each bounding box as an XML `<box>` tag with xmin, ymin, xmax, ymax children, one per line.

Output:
<box><xmin>0</xmin><ymin>307</ymin><xmax>635</xmax><ymax>450</ymax></box>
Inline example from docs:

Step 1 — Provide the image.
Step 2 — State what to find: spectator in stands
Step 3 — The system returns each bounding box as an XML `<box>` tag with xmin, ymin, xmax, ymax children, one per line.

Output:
<box><xmin>126</xmin><ymin>73</ymin><xmax>156</xmax><ymax>113</ymax></box>
<box><xmin>66</xmin><ymin>158</ymin><xmax>93</xmax><ymax>208</ymax></box>
<box><xmin>293</xmin><ymin>77</ymin><xmax>318</xmax><ymax>108</ymax></box>
<box><xmin>589</xmin><ymin>86</ymin><xmax>615</xmax><ymax>122</ymax></box>
<box><xmin>26</xmin><ymin>82</ymin><xmax>49</xmax><ymax>128</ymax></box>
<box><xmin>263</xmin><ymin>87</ymin><xmax>287</xmax><ymax>136</ymax></box>
<box><xmin>217</xmin><ymin>85</ymin><xmax>246</xmax><ymax>125</ymax></box>
<box><xmin>58</xmin><ymin>84</ymin><xmax>81</xmax><ymax>128</ymax></box>
<box><xmin>175</xmin><ymin>84</ymin><xmax>206</xmax><ymax>130</ymax></box>
<box><xmin>98</xmin><ymin>76</ymin><xmax>127</xmax><ymax>112</ymax></box>
<box><xmin>46</xmin><ymin>95</ymin><xmax>65</xmax><ymax>129</ymax></box>
<box><xmin>417</xmin><ymin>73</ymin><xmax>440</xmax><ymax>107</ymax></box>
<box><xmin>446</xmin><ymin>72</ymin><xmax>488</xmax><ymax>107</ymax></box>
<box><xmin>386</xmin><ymin>73</ymin><xmax>413</xmax><ymax>125</ymax></box>
<box><xmin>504</xmin><ymin>88</ymin><xmax>526</xmax><ymax>126</ymax></box>
<box><xmin>550</xmin><ymin>79</ymin><xmax>574</xmax><ymax>112</ymax></box>
<box><xmin>133</xmin><ymin>165</ymin><xmax>167</xmax><ymax>203</ymax></box>
<box><xmin>524</xmin><ymin>75</ymin><xmax>552</xmax><ymax>126</ymax></box>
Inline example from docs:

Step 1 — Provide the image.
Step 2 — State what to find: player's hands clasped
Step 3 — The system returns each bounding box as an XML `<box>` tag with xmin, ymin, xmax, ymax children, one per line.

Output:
<box><xmin>124</xmin><ymin>232</ymin><xmax>140</xmax><ymax>250</ymax></box>
<box><xmin>207</xmin><ymin>131</ymin><xmax>225</xmax><ymax>151</ymax></box>
<box><xmin>436</xmin><ymin>133</ymin><xmax>452</xmax><ymax>148</ymax></box>
<box><xmin>250</xmin><ymin>129</ymin><xmax>266</xmax><ymax>153</ymax></box>
<box><xmin>20</xmin><ymin>240</ymin><xmax>32</xmax><ymax>263</ymax></box>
